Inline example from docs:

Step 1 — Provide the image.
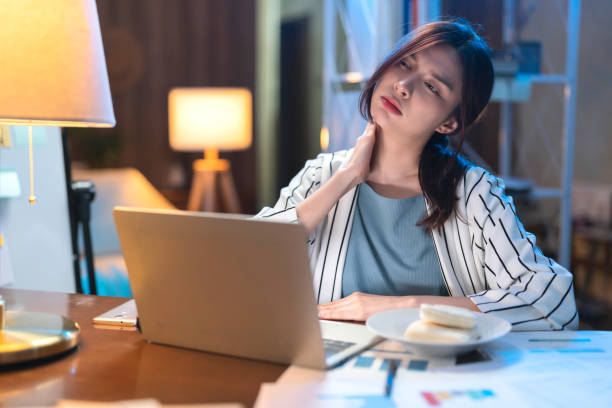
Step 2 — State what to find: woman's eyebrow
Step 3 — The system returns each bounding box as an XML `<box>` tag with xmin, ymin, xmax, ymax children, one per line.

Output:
<box><xmin>410</xmin><ymin>53</ymin><xmax>454</xmax><ymax>92</ymax></box>
<box><xmin>431</xmin><ymin>72</ymin><xmax>454</xmax><ymax>92</ymax></box>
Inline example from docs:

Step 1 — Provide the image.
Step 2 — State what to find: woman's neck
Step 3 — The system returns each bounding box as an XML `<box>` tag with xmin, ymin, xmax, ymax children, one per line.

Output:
<box><xmin>368</xmin><ymin>126</ymin><xmax>428</xmax><ymax>185</ymax></box>
<box><xmin>363</xmin><ymin>126</ymin><xmax>430</xmax><ymax>198</ymax></box>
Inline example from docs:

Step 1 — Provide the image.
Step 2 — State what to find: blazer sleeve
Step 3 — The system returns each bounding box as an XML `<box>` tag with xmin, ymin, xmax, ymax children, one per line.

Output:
<box><xmin>464</xmin><ymin>168</ymin><xmax>579</xmax><ymax>331</ymax></box>
<box><xmin>253</xmin><ymin>154</ymin><xmax>325</xmax><ymax>223</ymax></box>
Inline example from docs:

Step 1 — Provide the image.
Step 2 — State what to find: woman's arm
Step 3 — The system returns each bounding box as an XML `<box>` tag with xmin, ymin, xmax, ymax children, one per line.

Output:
<box><xmin>297</xmin><ymin>123</ymin><xmax>377</xmax><ymax>234</ymax></box>
<box><xmin>296</xmin><ymin>168</ymin><xmax>358</xmax><ymax>234</ymax></box>
<box><xmin>465</xmin><ymin>169</ymin><xmax>578</xmax><ymax>330</ymax></box>
<box><xmin>253</xmin><ymin>157</ymin><xmax>325</xmax><ymax>223</ymax></box>
<box><xmin>317</xmin><ymin>292</ymin><xmax>479</xmax><ymax>321</ymax></box>
<box><xmin>255</xmin><ymin>123</ymin><xmax>377</xmax><ymax>231</ymax></box>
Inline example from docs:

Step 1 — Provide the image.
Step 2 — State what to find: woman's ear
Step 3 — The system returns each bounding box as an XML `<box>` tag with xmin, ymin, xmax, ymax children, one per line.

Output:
<box><xmin>435</xmin><ymin>117</ymin><xmax>459</xmax><ymax>135</ymax></box>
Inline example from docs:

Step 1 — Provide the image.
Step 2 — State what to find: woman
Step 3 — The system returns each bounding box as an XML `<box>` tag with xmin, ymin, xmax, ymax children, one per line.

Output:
<box><xmin>256</xmin><ymin>20</ymin><xmax>578</xmax><ymax>331</ymax></box>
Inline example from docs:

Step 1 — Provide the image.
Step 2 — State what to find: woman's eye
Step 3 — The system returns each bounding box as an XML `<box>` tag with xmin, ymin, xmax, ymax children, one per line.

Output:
<box><xmin>425</xmin><ymin>82</ymin><xmax>439</xmax><ymax>95</ymax></box>
<box><xmin>399</xmin><ymin>60</ymin><xmax>411</xmax><ymax>70</ymax></box>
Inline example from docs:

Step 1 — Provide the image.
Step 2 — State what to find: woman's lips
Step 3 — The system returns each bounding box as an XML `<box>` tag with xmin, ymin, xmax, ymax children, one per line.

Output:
<box><xmin>381</xmin><ymin>96</ymin><xmax>402</xmax><ymax>115</ymax></box>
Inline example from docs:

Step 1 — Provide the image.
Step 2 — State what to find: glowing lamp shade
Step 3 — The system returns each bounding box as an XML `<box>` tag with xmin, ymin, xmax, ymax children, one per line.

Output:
<box><xmin>0</xmin><ymin>0</ymin><xmax>115</xmax><ymax>127</ymax></box>
<box><xmin>168</xmin><ymin>88</ymin><xmax>252</xmax><ymax>152</ymax></box>
<box><xmin>168</xmin><ymin>88</ymin><xmax>251</xmax><ymax>213</ymax></box>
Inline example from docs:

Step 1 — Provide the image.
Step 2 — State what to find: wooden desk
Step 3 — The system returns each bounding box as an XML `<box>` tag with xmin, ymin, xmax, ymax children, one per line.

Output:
<box><xmin>0</xmin><ymin>289</ymin><xmax>286</xmax><ymax>407</ymax></box>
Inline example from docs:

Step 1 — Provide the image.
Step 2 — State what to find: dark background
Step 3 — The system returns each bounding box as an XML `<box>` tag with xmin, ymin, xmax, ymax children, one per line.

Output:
<box><xmin>68</xmin><ymin>0</ymin><xmax>257</xmax><ymax>212</ymax></box>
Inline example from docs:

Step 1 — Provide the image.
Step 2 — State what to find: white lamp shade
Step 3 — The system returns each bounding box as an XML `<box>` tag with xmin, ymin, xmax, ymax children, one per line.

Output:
<box><xmin>168</xmin><ymin>88</ymin><xmax>252</xmax><ymax>151</ymax></box>
<box><xmin>0</xmin><ymin>0</ymin><xmax>115</xmax><ymax>127</ymax></box>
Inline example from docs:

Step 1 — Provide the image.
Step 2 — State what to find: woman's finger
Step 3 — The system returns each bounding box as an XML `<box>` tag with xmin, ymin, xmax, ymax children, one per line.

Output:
<box><xmin>321</xmin><ymin>293</ymin><xmax>357</xmax><ymax>307</ymax></box>
<box><xmin>318</xmin><ymin>301</ymin><xmax>353</xmax><ymax>316</ymax></box>
<box><xmin>319</xmin><ymin>306</ymin><xmax>356</xmax><ymax>320</ymax></box>
<box><xmin>319</xmin><ymin>303</ymin><xmax>363</xmax><ymax>319</ymax></box>
<box><xmin>318</xmin><ymin>292</ymin><xmax>363</xmax><ymax>311</ymax></box>
<box><xmin>360</xmin><ymin>122</ymin><xmax>375</xmax><ymax>139</ymax></box>
<box><xmin>318</xmin><ymin>301</ymin><xmax>347</xmax><ymax>312</ymax></box>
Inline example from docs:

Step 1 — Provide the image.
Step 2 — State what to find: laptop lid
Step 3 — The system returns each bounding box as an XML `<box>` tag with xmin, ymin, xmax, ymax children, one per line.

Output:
<box><xmin>113</xmin><ymin>207</ymin><xmax>328</xmax><ymax>368</ymax></box>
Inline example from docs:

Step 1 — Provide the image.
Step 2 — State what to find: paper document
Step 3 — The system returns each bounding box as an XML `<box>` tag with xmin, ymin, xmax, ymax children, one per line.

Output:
<box><xmin>258</xmin><ymin>331</ymin><xmax>612</xmax><ymax>407</ymax></box>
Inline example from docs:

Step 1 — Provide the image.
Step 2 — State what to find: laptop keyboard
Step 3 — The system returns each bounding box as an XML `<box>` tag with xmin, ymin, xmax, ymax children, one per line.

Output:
<box><xmin>323</xmin><ymin>338</ymin><xmax>356</xmax><ymax>357</ymax></box>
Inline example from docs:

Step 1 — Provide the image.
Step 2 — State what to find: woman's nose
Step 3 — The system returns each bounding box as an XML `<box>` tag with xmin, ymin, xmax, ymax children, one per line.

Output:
<box><xmin>394</xmin><ymin>79</ymin><xmax>411</xmax><ymax>99</ymax></box>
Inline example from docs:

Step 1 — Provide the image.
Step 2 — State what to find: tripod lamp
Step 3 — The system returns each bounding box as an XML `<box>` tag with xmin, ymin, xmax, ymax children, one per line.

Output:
<box><xmin>168</xmin><ymin>87</ymin><xmax>252</xmax><ymax>213</ymax></box>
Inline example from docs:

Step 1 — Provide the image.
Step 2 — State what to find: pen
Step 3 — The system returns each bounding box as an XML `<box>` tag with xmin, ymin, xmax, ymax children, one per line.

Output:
<box><xmin>384</xmin><ymin>359</ymin><xmax>399</xmax><ymax>398</ymax></box>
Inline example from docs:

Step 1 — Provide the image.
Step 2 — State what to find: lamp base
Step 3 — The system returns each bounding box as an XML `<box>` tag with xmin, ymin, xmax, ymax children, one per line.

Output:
<box><xmin>0</xmin><ymin>311</ymin><xmax>80</xmax><ymax>365</ymax></box>
<box><xmin>187</xmin><ymin>158</ymin><xmax>241</xmax><ymax>213</ymax></box>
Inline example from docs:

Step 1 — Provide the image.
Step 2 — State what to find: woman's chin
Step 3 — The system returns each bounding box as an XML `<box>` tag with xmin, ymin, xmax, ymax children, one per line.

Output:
<box><xmin>371</xmin><ymin>111</ymin><xmax>390</xmax><ymax>128</ymax></box>
<box><xmin>371</xmin><ymin>115</ymin><xmax>396</xmax><ymax>133</ymax></box>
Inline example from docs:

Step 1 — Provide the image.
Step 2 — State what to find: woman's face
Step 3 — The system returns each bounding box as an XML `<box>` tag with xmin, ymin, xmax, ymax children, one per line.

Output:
<box><xmin>371</xmin><ymin>44</ymin><xmax>463</xmax><ymax>140</ymax></box>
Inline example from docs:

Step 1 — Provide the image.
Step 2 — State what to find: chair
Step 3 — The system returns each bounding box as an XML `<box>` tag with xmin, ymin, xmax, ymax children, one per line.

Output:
<box><xmin>72</xmin><ymin>168</ymin><xmax>175</xmax><ymax>296</ymax></box>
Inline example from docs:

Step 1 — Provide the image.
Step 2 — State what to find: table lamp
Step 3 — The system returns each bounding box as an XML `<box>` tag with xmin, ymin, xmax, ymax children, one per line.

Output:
<box><xmin>0</xmin><ymin>0</ymin><xmax>115</xmax><ymax>365</ymax></box>
<box><xmin>169</xmin><ymin>87</ymin><xmax>252</xmax><ymax>213</ymax></box>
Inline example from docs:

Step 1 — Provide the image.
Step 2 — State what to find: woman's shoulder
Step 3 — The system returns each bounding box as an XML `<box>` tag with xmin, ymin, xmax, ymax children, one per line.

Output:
<box><xmin>463</xmin><ymin>165</ymin><xmax>505</xmax><ymax>191</ymax></box>
<box><xmin>308</xmin><ymin>148</ymin><xmax>354</xmax><ymax>174</ymax></box>
<box><xmin>462</xmin><ymin>165</ymin><xmax>512</xmax><ymax>213</ymax></box>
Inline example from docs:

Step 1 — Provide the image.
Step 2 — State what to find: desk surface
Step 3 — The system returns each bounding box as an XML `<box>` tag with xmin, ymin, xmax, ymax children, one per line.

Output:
<box><xmin>0</xmin><ymin>288</ymin><xmax>286</xmax><ymax>407</ymax></box>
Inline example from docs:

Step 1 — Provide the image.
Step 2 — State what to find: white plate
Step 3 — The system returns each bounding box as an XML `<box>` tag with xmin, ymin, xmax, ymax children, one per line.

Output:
<box><xmin>366</xmin><ymin>308</ymin><xmax>511</xmax><ymax>357</ymax></box>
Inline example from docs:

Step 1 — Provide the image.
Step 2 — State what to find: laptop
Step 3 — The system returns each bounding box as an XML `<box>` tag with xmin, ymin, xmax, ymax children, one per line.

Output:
<box><xmin>113</xmin><ymin>207</ymin><xmax>382</xmax><ymax>369</ymax></box>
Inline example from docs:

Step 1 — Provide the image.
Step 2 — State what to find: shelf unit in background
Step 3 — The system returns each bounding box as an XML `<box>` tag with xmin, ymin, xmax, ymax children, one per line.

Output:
<box><xmin>497</xmin><ymin>0</ymin><xmax>581</xmax><ymax>267</ymax></box>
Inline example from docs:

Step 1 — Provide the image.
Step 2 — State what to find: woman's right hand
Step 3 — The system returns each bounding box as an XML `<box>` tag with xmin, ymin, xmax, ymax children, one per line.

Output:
<box><xmin>343</xmin><ymin>122</ymin><xmax>378</xmax><ymax>188</ymax></box>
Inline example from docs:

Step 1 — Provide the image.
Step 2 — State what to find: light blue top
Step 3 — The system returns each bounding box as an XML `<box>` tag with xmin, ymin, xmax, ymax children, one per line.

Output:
<box><xmin>342</xmin><ymin>182</ymin><xmax>449</xmax><ymax>297</ymax></box>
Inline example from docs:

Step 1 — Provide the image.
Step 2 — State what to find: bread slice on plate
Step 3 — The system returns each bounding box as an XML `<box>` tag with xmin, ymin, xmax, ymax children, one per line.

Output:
<box><xmin>419</xmin><ymin>303</ymin><xmax>476</xmax><ymax>329</ymax></box>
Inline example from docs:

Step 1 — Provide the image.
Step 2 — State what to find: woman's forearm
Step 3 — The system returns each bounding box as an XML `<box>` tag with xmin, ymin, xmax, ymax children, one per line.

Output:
<box><xmin>400</xmin><ymin>296</ymin><xmax>481</xmax><ymax>312</ymax></box>
<box><xmin>297</xmin><ymin>168</ymin><xmax>360</xmax><ymax>235</ymax></box>
<box><xmin>298</xmin><ymin>123</ymin><xmax>376</xmax><ymax>235</ymax></box>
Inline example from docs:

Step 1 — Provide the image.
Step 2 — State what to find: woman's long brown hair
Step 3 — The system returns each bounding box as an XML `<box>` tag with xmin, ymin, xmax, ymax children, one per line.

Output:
<box><xmin>358</xmin><ymin>20</ymin><xmax>494</xmax><ymax>231</ymax></box>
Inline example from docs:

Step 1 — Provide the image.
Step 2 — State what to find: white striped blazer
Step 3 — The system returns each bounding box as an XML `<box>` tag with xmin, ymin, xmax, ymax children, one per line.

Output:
<box><xmin>255</xmin><ymin>149</ymin><xmax>578</xmax><ymax>331</ymax></box>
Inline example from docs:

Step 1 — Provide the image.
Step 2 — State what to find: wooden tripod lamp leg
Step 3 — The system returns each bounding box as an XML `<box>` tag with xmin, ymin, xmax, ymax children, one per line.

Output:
<box><xmin>219</xmin><ymin>167</ymin><xmax>241</xmax><ymax>213</ymax></box>
<box><xmin>201</xmin><ymin>170</ymin><xmax>217</xmax><ymax>212</ymax></box>
<box><xmin>187</xmin><ymin>169</ymin><xmax>217</xmax><ymax>212</ymax></box>
<box><xmin>187</xmin><ymin>170</ymin><xmax>205</xmax><ymax>211</ymax></box>
<box><xmin>187</xmin><ymin>155</ymin><xmax>241</xmax><ymax>213</ymax></box>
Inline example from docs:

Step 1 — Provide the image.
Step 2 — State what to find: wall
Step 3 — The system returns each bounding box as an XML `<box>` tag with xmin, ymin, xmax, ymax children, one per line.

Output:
<box><xmin>281</xmin><ymin>0</ymin><xmax>324</xmax><ymax>162</ymax></box>
<box><xmin>0</xmin><ymin>126</ymin><xmax>75</xmax><ymax>292</ymax></box>
<box><xmin>256</xmin><ymin>0</ymin><xmax>281</xmax><ymax>208</ymax></box>
<box><xmin>253</xmin><ymin>0</ymin><xmax>324</xmax><ymax>207</ymax></box>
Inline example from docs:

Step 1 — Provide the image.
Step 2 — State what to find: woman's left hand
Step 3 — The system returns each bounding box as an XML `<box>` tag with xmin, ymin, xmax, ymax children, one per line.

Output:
<box><xmin>317</xmin><ymin>293</ymin><xmax>481</xmax><ymax>321</ymax></box>
<box><xmin>317</xmin><ymin>292</ymin><xmax>415</xmax><ymax>321</ymax></box>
